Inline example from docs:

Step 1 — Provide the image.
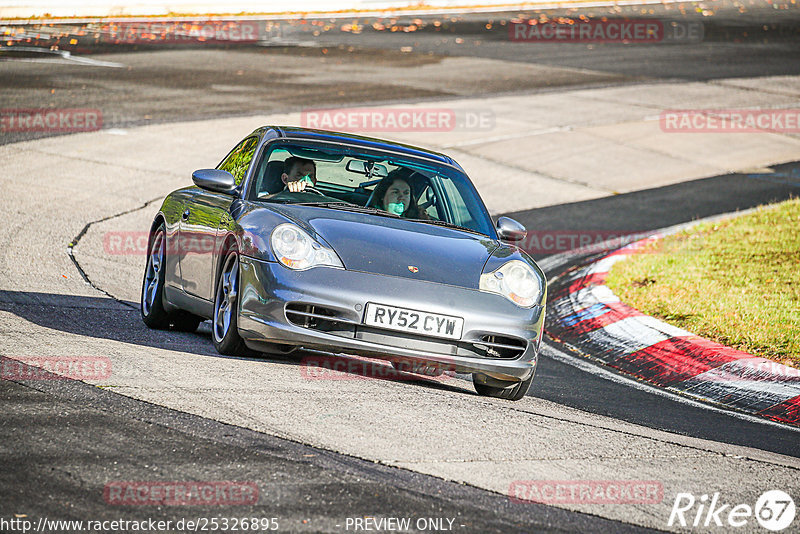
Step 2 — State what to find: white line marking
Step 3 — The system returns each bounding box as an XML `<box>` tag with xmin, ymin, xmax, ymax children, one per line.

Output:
<box><xmin>61</xmin><ymin>53</ymin><xmax>125</xmax><ymax>68</ymax></box>
<box><xmin>681</xmin><ymin>377</ymin><xmax>800</xmax><ymax>407</ymax></box>
<box><xmin>584</xmin><ymin>254</ymin><xmax>624</xmax><ymax>275</ymax></box>
<box><xmin>572</xmin><ymin>284</ymin><xmax>620</xmax><ymax>305</ymax></box>
<box><xmin>589</xmin><ymin>317</ymin><xmax>670</xmax><ymax>350</ymax></box>
<box><xmin>634</xmin><ymin>315</ymin><xmax>693</xmax><ymax>338</ymax></box>
<box><xmin>0</xmin><ymin>47</ymin><xmax>125</xmax><ymax>68</ymax></box>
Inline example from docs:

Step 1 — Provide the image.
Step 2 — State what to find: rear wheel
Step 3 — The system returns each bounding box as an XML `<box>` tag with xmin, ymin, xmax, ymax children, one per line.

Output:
<box><xmin>212</xmin><ymin>248</ymin><xmax>247</xmax><ymax>355</ymax></box>
<box><xmin>141</xmin><ymin>224</ymin><xmax>172</xmax><ymax>329</ymax></box>
<box><xmin>473</xmin><ymin>372</ymin><xmax>534</xmax><ymax>401</ymax></box>
<box><xmin>141</xmin><ymin>223</ymin><xmax>203</xmax><ymax>332</ymax></box>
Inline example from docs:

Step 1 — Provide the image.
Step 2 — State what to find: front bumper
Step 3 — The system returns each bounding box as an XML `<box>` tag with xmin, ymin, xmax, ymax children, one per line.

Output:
<box><xmin>237</xmin><ymin>256</ymin><xmax>544</xmax><ymax>381</ymax></box>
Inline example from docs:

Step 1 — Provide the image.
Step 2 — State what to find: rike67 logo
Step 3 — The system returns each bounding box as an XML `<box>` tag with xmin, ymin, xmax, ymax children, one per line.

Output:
<box><xmin>668</xmin><ymin>490</ymin><xmax>795</xmax><ymax>531</ymax></box>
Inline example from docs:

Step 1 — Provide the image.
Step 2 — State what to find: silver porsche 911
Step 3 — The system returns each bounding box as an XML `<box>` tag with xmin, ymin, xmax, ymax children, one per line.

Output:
<box><xmin>141</xmin><ymin>126</ymin><xmax>546</xmax><ymax>400</ymax></box>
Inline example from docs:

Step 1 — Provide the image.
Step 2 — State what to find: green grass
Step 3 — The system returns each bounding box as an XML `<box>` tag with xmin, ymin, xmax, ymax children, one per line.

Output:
<box><xmin>605</xmin><ymin>198</ymin><xmax>800</xmax><ymax>368</ymax></box>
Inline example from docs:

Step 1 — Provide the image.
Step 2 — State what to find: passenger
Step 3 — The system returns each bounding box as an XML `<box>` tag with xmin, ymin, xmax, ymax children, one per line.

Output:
<box><xmin>370</xmin><ymin>171</ymin><xmax>428</xmax><ymax>219</ymax></box>
<box><xmin>281</xmin><ymin>156</ymin><xmax>316</xmax><ymax>192</ymax></box>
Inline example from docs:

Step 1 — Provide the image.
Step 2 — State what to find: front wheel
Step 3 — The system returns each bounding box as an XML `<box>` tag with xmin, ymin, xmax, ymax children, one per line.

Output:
<box><xmin>473</xmin><ymin>372</ymin><xmax>534</xmax><ymax>401</ymax></box>
<box><xmin>212</xmin><ymin>249</ymin><xmax>247</xmax><ymax>355</ymax></box>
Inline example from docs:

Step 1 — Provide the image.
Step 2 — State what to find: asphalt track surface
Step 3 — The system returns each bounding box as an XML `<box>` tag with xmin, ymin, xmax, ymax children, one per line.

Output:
<box><xmin>2</xmin><ymin>5</ymin><xmax>800</xmax><ymax>533</ymax></box>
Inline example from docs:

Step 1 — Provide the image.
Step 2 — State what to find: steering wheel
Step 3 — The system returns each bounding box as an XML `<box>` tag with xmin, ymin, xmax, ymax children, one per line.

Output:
<box><xmin>286</xmin><ymin>182</ymin><xmax>324</xmax><ymax>195</ymax></box>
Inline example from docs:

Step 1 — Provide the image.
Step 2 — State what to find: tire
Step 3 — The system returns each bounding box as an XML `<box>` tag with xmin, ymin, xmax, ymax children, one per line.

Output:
<box><xmin>141</xmin><ymin>224</ymin><xmax>172</xmax><ymax>329</ymax></box>
<box><xmin>473</xmin><ymin>372</ymin><xmax>534</xmax><ymax>401</ymax></box>
<box><xmin>141</xmin><ymin>223</ymin><xmax>204</xmax><ymax>332</ymax></box>
<box><xmin>212</xmin><ymin>248</ymin><xmax>247</xmax><ymax>355</ymax></box>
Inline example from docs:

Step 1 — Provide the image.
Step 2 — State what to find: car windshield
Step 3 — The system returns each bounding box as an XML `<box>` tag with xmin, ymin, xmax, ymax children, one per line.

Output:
<box><xmin>247</xmin><ymin>140</ymin><xmax>496</xmax><ymax>237</ymax></box>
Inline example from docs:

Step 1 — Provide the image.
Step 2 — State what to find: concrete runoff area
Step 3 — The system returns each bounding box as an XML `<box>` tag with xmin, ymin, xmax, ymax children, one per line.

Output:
<box><xmin>2</xmin><ymin>66</ymin><xmax>800</xmax><ymax>530</ymax></box>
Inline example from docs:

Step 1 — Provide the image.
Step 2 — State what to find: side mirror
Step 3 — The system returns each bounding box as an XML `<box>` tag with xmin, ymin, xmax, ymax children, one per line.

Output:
<box><xmin>192</xmin><ymin>169</ymin><xmax>237</xmax><ymax>194</ymax></box>
<box><xmin>496</xmin><ymin>216</ymin><xmax>527</xmax><ymax>242</ymax></box>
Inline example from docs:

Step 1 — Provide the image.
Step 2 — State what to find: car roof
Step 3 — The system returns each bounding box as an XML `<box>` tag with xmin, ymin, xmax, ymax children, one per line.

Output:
<box><xmin>251</xmin><ymin>126</ymin><xmax>456</xmax><ymax>167</ymax></box>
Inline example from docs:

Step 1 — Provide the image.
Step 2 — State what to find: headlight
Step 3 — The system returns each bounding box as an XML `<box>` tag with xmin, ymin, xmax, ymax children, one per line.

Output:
<box><xmin>479</xmin><ymin>260</ymin><xmax>542</xmax><ymax>308</ymax></box>
<box><xmin>270</xmin><ymin>223</ymin><xmax>343</xmax><ymax>270</ymax></box>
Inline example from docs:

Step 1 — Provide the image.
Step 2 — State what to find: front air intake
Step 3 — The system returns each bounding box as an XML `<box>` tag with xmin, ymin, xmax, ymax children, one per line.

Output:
<box><xmin>285</xmin><ymin>304</ymin><xmax>338</xmax><ymax>329</ymax></box>
<box><xmin>473</xmin><ymin>335</ymin><xmax>527</xmax><ymax>359</ymax></box>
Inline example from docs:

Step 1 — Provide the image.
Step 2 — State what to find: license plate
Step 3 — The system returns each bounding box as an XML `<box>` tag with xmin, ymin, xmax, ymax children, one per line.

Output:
<box><xmin>363</xmin><ymin>303</ymin><xmax>464</xmax><ymax>340</ymax></box>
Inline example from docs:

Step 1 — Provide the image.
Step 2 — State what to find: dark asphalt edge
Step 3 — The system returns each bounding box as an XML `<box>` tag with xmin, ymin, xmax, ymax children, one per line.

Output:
<box><xmin>0</xmin><ymin>360</ymin><xmax>659</xmax><ymax>534</ymax></box>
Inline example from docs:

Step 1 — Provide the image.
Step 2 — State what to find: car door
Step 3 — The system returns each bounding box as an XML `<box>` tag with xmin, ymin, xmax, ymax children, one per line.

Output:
<box><xmin>179</xmin><ymin>136</ymin><xmax>258</xmax><ymax>301</ymax></box>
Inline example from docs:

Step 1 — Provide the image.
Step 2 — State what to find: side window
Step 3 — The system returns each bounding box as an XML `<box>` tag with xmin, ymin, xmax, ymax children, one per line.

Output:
<box><xmin>218</xmin><ymin>137</ymin><xmax>259</xmax><ymax>185</ymax></box>
<box><xmin>438</xmin><ymin>175</ymin><xmax>473</xmax><ymax>226</ymax></box>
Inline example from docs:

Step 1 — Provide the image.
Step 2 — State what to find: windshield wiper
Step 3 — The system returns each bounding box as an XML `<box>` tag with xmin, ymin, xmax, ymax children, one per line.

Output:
<box><xmin>408</xmin><ymin>218</ymin><xmax>486</xmax><ymax>236</ymax></box>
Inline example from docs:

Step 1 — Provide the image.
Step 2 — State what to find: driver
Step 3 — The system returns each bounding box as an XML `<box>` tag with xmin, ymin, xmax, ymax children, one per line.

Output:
<box><xmin>281</xmin><ymin>156</ymin><xmax>317</xmax><ymax>192</ymax></box>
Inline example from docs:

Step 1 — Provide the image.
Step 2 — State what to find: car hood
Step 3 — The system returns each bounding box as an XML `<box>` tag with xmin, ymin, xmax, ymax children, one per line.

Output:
<box><xmin>274</xmin><ymin>204</ymin><xmax>499</xmax><ymax>288</ymax></box>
